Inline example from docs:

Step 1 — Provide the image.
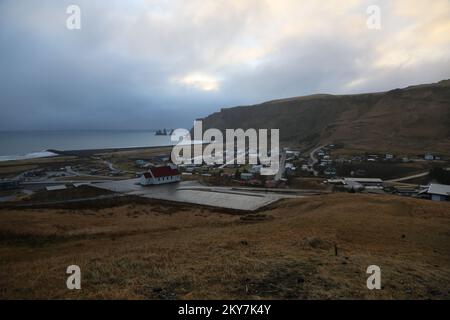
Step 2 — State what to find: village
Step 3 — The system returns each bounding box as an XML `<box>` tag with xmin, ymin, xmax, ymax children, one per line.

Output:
<box><xmin>1</xmin><ymin>143</ymin><xmax>449</xmax><ymax>210</ymax></box>
<box><xmin>1</xmin><ymin>142</ymin><xmax>449</xmax><ymax>300</ymax></box>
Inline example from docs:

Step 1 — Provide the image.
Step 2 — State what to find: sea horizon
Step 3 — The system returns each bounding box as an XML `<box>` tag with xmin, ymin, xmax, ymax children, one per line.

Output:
<box><xmin>0</xmin><ymin>130</ymin><xmax>177</xmax><ymax>160</ymax></box>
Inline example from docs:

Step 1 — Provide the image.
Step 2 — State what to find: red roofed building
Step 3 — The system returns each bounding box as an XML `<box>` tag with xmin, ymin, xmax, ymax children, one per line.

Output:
<box><xmin>140</xmin><ymin>164</ymin><xmax>181</xmax><ymax>185</ymax></box>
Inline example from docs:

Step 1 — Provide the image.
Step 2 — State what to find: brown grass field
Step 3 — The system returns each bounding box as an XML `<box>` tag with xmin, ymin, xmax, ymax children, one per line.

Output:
<box><xmin>0</xmin><ymin>193</ymin><xmax>449</xmax><ymax>299</ymax></box>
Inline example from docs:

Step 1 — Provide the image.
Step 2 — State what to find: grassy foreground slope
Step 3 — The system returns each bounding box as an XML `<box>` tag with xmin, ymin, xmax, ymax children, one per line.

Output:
<box><xmin>0</xmin><ymin>194</ymin><xmax>449</xmax><ymax>299</ymax></box>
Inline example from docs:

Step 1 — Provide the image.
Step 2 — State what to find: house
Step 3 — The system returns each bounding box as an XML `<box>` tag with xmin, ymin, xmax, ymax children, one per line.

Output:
<box><xmin>344</xmin><ymin>177</ymin><xmax>383</xmax><ymax>184</ymax></box>
<box><xmin>325</xmin><ymin>178</ymin><xmax>344</xmax><ymax>184</ymax></box>
<box><xmin>286</xmin><ymin>150</ymin><xmax>300</xmax><ymax>157</ymax></box>
<box><xmin>344</xmin><ymin>180</ymin><xmax>364</xmax><ymax>192</ymax></box>
<box><xmin>46</xmin><ymin>185</ymin><xmax>67</xmax><ymax>191</ymax></box>
<box><xmin>392</xmin><ymin>185</ymin><xmax>419</xmax><ymax>197</ymax></box>
<box><xmin>324</xmin><ymin>167</ymin><xmax>337</xmax><ymax>176</ymax></box>
<box><xmin>419</xmin><ymin>183</ymin><xmax>450</xmax><ymax>201</ymax></box>
<box><xmin>140</xmin><ymin>165</ymin><xmax>181</xmax><ymax>185</ymax></box>
<box><xmin>344</xmin><ymin>178</ymin><xmax>383</xmax><ymax>189</ymax></box>
<box><xmin>424</xmin><ymin>153</ymin><xmax>435</xmax><ymax>161</ymax></box>
<box><xmin>326</xmin><ymin>177</ymin><xmax>383</xmax><ymax>191</ymax></box>
<box><xmin>385</xmin><ymin>153</ymin><xmax>394</xmax><ymax>160</ymax></box>
<box><xmin>286</xmin><ymin>150</ymin><xmax>300</xmax><ymax>161</ymax></box>
<box><xmin>327</xmin><ymin>178</ymin><xmax>364</xmax><ymax>191</ymax></box>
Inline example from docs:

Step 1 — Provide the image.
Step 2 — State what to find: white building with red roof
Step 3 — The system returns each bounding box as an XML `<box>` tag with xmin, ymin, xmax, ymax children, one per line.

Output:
<box><xmin>140</xmin><ymin>164</ymin><xmax>181</xmax><ymax>185</ymax></box>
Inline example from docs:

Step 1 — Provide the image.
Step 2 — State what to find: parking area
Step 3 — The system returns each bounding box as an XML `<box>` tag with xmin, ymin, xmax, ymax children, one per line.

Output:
<box><xmin>93</xmin><ymin>179</ymin><xmax>285</xmax><ymax>211</ymax></box>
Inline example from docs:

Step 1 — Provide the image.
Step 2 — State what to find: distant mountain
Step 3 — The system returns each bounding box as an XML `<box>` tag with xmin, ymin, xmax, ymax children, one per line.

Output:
<box><xmin>155</xmin><ymin>129</ymin><xmax>174</xmax><ymax>136</ymax></box>
<box><xmin>200</xmin><ymin>80</ymin><xmax>450</xmax><ymax>154</ymax></box>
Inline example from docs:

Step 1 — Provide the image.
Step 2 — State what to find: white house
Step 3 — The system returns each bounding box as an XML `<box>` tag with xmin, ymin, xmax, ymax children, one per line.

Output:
<box><xmin>140</xmin><ymin>164</ymin><xmax>181</xmax><ymax>185</ymax></box>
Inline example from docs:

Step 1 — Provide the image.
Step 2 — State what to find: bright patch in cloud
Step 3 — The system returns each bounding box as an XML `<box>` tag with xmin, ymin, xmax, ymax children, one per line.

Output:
<box><xmin>172</xmin><ymin>72</ymin><xmax>220</xmax><ymax>91</ymax></box>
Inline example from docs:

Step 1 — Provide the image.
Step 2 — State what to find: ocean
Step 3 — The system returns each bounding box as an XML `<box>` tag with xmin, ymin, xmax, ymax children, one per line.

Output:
<box><xmin>0</xmin><ymin>130</ymin><xmax>175</xmax><ymax>161</ymax></box>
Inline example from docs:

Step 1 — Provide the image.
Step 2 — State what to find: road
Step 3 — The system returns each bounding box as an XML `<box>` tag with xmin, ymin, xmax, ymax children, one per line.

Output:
<box><xmin>102</xmin><ymin>159</ymin><xmax>137</xmax><ymax>175</ymax></box>
<box><xmin>103</xmin><ymin>159</ymin><xmax>120</xmax><ymax>172</ymax></box>
<box><xmin>64</xmin><ymin>166</ymin><xmax>80</xmax><ymax>176</ymax></box>
<box><xmin>218</xmin><ymin>150</ymin><xmax>248</xmax><ymax>169</ymax></box>
<box><xmin>386</xmin><ymin>171</ymin><xmax>429</xmax><ymax>183</ymax></box>
<box><xmin>309</xmin><ymin>145</ymin><xmax>327</xmax><ymax>176</ymax></box>
<box><xmin>274</xmin><ymin>148</ymin><xmax>287</xmax><ymax>181</ymax></box>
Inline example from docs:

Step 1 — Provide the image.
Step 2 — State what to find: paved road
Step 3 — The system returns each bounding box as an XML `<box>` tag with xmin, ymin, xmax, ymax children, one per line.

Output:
<box><xmin>386</xmin><ymin>171</ymin><xmax>429</xmax><ymax>183</ymax></box>
<box><xmin>65</xmin><ymin>166</ymin><xmax>80</xmax><ymax>176</ymax></box>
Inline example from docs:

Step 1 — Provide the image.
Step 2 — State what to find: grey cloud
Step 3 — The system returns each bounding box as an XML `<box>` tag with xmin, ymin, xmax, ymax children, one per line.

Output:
<box><xmin>0</xmin><ymin>0</ymin><xmax>448</xmax><ymax>131</ymax></box>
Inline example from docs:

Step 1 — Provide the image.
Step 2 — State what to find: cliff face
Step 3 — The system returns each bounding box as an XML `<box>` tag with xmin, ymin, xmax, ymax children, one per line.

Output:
<box><xmin>200</xmin><ymin>80</ymin><xmax>450</xmax><ymax>154</ymax></box>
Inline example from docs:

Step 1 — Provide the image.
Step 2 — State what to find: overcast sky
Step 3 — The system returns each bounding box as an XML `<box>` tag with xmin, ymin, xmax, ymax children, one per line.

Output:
<box><xmin>0</xmin><ymin>0</ymin><xmax>449</xmax><ymax>130</ymax></box>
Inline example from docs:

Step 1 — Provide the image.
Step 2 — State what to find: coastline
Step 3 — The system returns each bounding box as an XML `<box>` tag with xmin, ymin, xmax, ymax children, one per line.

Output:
<box><xmin>0</xmin><ymin>140</ymin><xmax>206</xmax><ymax>162</ymax></box>
<box><xmin>0</xmin><ymin>130</ymin><xmax>175</xmax><ymax>162</ymax></box>
<box><xmin>47</xmin><ymin>144</ymin><xmax>175</xmax><ymax>158</ymax></box>
<box><xmin>0</xmin><ymin>145</ymin><xmax>174</xmax><ymax>163</ymax></box>
<box><xmin>0</xmin><ymin>151</ymin><xmax>59</xmax><ymax>162</ymax></box>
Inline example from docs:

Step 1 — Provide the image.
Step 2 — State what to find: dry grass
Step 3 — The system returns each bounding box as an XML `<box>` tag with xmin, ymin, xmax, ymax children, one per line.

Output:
<box><xmin>0</xmin><ymin>193</ymin><xmax>449</xmax><ymax>299</ymax></box>
<box><xmin>288</xmin><ymin>178</ymin><xmax>329</xmax><ymax>190</ymax></box>
<box><xmin>0</xmin><ymin>157</ymin><xmax>85</xmax><ymax>180</ymax></box>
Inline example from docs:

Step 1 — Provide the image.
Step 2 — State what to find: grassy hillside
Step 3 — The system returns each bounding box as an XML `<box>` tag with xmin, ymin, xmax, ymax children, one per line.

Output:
<box><xmin>1</xmin><ymin>194</ymin><xmax>449</xmax><ymax>299</ymax></box>
<box><xmin>200</xmin><ymin>80</ymin><xmax>450</xmax><ymax>154</ymax></box>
